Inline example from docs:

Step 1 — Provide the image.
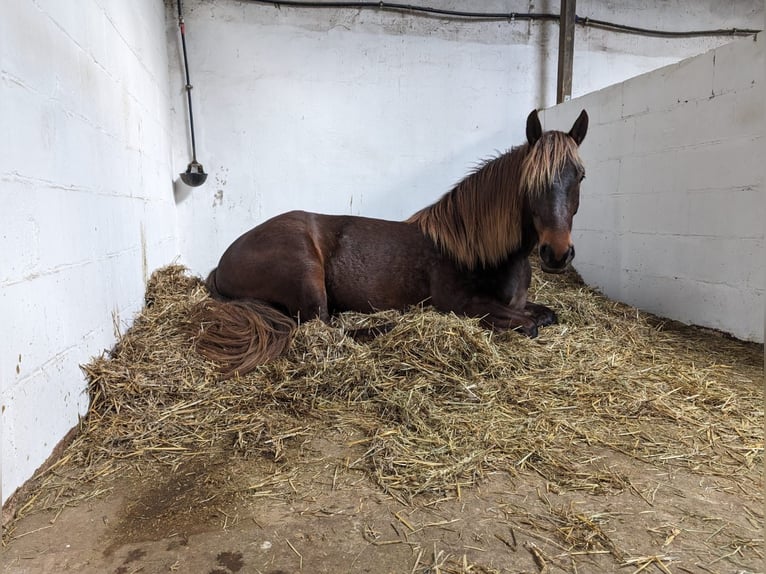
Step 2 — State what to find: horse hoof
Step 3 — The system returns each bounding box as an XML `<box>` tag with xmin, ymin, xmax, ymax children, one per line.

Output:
<box><xmin>515</xmin><ymin>323</ymin><xmax>538</xmax><ymax>338</ymax></box>
<box><xmin>537</xmin><ymin>310</ymin><xmax>558</xmax><ymax>327</ymax></box>
<box><xmin>527</xmin><ymin>303</ymin><xmax>557</xmax><ymax>328</ymax></box>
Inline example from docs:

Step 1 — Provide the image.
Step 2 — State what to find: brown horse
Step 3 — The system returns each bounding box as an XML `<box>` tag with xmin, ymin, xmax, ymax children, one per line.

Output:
<box><xmin>193</xmin><ymin>109</ymin><xmax>588</xmax><ymax>376</ymax></box>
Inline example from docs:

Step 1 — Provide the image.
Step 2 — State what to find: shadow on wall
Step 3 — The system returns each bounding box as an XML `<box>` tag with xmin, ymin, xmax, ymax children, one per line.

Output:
<box><xmin>174</xmin><ymin>178</ymin><xmax>196</xmax><ymax>205</ymax></box>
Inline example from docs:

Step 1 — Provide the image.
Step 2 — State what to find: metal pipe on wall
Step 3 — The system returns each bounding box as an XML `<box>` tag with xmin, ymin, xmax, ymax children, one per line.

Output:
<box><xmin>177</xmin><ymin>0</ymin><xmax>208</xmax><ymax>187</ymax></box>
<box><xmin>557</xmin><ymin>0</ymin><xmax>576</xmax><ymax>103</ymax></box>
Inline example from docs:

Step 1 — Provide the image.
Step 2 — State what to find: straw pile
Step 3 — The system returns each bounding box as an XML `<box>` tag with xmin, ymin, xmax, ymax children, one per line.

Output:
<box><xmin>12</xmin><ymin>262</ymin><xmax>763</xmax><ymax>516</ymax></box>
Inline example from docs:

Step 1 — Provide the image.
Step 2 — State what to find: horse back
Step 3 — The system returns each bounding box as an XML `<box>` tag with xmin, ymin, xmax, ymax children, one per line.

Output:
<box><xmin>213</xmin><ymin>210</ymin><xmax>436</xmax><ymax>316</ymax></box>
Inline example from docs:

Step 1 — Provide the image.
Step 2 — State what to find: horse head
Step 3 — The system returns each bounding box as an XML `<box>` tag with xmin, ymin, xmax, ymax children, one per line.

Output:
<box><xmin>523</xmin><ymin>109</ymin><xmax>588</xmax><ymax>274</ymax></box>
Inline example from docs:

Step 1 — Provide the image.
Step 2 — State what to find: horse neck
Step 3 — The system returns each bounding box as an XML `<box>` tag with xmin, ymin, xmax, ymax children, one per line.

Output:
<box><xmin>519</xmin><ymin>208</ymin><xmax>539</xmax><ymax>255</ymax></box>
<box><xmin>408</xmin><ymin>146</ymin><xmax>529</xmax><ymax>270</ymax></box>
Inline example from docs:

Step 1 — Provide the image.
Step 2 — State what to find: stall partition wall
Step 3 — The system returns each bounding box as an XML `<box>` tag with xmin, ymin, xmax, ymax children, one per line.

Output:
<box><xmin>543</xmin><ymin>35</ymin><xmax>764</xmax><ymax>342</ymax></box>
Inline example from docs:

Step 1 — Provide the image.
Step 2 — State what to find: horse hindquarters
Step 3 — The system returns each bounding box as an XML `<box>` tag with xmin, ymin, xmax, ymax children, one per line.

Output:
<box><xmin>190</xmin><ymin>212</ymin><xmax>341</xmax><ymax>377</ymax></box>
<box><xmin>214</xmin><ymin>211</ymin><xmax>332</xmax><ymax>322</ymax></box>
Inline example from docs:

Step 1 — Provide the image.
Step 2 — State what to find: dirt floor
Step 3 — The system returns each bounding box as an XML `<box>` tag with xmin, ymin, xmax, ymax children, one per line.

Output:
<box><xmin>3</xmin><ymin>428</ymin><xmax>763</xmax><ymax>574</ymax></box>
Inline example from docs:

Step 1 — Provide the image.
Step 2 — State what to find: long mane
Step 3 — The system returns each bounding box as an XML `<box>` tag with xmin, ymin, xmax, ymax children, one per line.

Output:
<box><xmin>407</xmin><ymin>131</ymin><xmax>583</xmax><ymax>269</ymax></box>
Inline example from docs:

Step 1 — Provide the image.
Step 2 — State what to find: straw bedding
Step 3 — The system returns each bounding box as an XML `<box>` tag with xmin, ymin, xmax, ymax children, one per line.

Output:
<box><xmin>11</xmin><ymin>262</ymin><xmax>763</xmax><ymax>519</ymax></box>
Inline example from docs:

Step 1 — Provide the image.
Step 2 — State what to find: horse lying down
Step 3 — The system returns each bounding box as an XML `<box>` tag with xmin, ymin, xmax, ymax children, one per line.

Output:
<box><xmin>192</xmin><ymin>109</ymin><xmax>588</xmax><ymax>376</ymax></box>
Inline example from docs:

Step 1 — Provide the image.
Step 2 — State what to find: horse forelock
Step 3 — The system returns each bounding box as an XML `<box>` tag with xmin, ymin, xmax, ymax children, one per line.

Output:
<box><xmin>521</xmin><ymin>131</ymin><xmax>584</xmax><ymax>198</ymax></box>
<box><xmin>408</xmin><ymin>131</ymin><xmax>582</xmax><ymax>270</ymax></box>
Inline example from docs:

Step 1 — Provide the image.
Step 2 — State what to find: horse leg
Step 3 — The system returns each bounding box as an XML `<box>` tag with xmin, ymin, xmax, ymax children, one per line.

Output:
<box><xmin>501</xmin><ymin>256</ymin><xmax>558</xmax><ymax>330</ymax></box>
<box><xmin>344</xmin><ymin>323</ymin><xmax>395</xmax><ymax>342</ymax></box>
<box><xmin>525</xmin><ymin>301</ymin><xmax>558</xmax><ymax>328</ymax></box>
<box><xmin>446</xmin><ymin>256</ymin><xmax>563</xmax><ymax>337</ymax></box>
<box><xmin>431</xmin><ymin>258</ymin><xmax>540</xmax><ymax>336</ymax></box>
<box><xmin>461</xmin><ymin>297</ymin><xmax>540</xmax><ymax>337</ymax></box>
<box><xmin>482</xmin><ymin>312</ymin><xmax>539</xmax><ymax>338</ymax></box>
<box><xmin>296</xmin><ymin>262</ymin><xmax>397</xmax><ymax>342</ymax></box>
<box><xmin>293</xmin><ymin>265</ymin><xmax>331</xmax><ymax>325</ymax></box>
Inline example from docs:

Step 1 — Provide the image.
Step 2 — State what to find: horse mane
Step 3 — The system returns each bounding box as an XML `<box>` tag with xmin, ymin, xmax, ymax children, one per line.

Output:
<box><xmin>407</xmin><ymin>131</ymin><xmax>583</xmax><ymax>269</ymax></box>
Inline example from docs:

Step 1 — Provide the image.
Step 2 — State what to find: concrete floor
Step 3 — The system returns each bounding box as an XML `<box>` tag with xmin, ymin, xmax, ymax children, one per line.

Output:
<box><xmin>3</xmin><ymin>437</ymin><xmax>763</xmax><ymax>574</ymax></box>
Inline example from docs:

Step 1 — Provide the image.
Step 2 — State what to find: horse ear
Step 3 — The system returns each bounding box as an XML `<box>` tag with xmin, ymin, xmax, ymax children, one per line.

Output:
<box><xmin>526</xmin><ymin>109</ymin><xmax>543</xmax><ymax>147</ymax></box>
<box><xmin>568</xmin><ymin>110</ymin><xmax>589</xmax><ymax>146</ymax></box>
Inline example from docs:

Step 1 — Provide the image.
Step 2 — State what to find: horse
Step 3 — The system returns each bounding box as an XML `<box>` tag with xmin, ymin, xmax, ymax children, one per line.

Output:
<box><xmin>192</xmin><ymin>109</ymin><xmax>588</xmax><ymax>376</ymax></box>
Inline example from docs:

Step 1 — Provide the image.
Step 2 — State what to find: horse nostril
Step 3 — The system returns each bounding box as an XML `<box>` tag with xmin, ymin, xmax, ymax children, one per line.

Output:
<box><xmin>568</xmin><ymin>245</ymin><xmax>575</xmax><ymax>262</ymax></box>
<box><xmin>540</xmin><ymin>244</ymin><xmax>552</xmax><ymax>261</ymax></box>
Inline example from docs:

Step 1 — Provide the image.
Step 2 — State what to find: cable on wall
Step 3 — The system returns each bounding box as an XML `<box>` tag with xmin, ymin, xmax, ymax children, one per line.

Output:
<box><xmin>241</xmin><ymin>0</ymin><xmax>761</xmax><ymax>38</ymax></box>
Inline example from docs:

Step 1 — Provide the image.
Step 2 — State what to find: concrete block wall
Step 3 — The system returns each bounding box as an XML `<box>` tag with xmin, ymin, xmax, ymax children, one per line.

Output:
<box><xmin>1</xmin><ymin>1</ymin><xmax>177</xmax><ymax>504</ymax></box>
<box><xmin>542</xmin><ymin>35</ymin><xmax>764</xmax><ymax>342</ymax></box>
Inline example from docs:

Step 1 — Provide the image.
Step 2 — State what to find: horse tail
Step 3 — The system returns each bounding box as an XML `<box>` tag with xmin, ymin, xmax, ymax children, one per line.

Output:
<box><xmin>190</xmin><ymin>269</ymin><xmax>296</xmax><ymax>377</ymax></box>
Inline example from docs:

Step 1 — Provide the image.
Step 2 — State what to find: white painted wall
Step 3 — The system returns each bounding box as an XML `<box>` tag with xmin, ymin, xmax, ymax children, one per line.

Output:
<box><xmin>0</xmin><ymin>1</ymin><xmax>176</xmax><ymax>504</ymax></box>
<box><xmin>542</xmin><ymin>35</ymin><xmax>764</xmax><ymax>342</ymax></box>
<box><xmin>169</xmin><ymin>0</ymin><xmax>762</xmax><ymax>275</ymax></box>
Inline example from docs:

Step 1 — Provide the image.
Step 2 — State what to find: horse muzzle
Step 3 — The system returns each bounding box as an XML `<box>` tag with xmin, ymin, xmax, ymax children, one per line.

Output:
<box><xmin>539</xmin><ymin>243</ymin><xmax>574</xmax><ymax>274</ymax></box>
